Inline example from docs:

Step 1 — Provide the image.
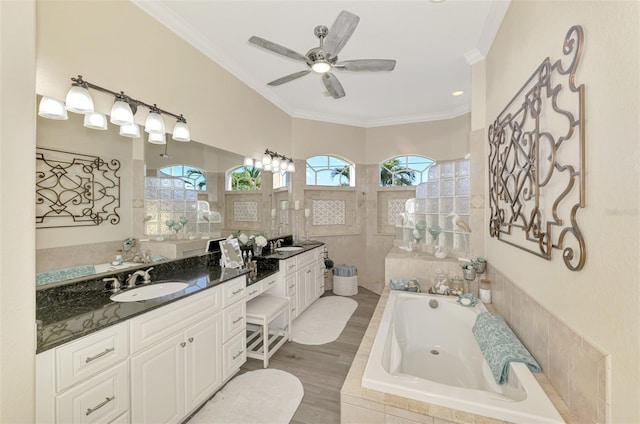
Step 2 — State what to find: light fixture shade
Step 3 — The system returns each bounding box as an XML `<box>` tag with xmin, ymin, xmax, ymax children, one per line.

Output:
<box><xmin>264</xmin><ymin>163</ymin><xmax>272</xmax><ymax>172</ymax></box>
<box><xmin>148</xmin><ymin>132</ymin><xmax>166</xmax><ymax>144</ymax></box>
<box><xmin>262</xmin><ymin>153</ymin><xmax>272</xmax><ymax>165</ymax></box>
<box><xmin>287</xmin><ymin>161</ymin><xmax>296</xmax><ymax>172</ymax></box>
<box><xmin>311</xmin><ymin>61</ymin><xmax>331</xmax><ymax>73</ymax></box>
<box><xmin>65</xmin><ymin>85</ymin><xmax>94</xmax><ymax>114</ymax></box>
<box><xmin>38</xmin><ymin>96</ymin><xmax>68</xmax><ymax>120</ymax></box>
<box><xmin>171</xmin><ymin>120</ymin><xmax>190</xmax><ymax>142</ymax></box>
<box><xmin>271</xmin><ymin>156</ymin><xmax>281</xmax><ymax>169</ymax></box>
<box><xmin>110</xmin><ymin>100</ymin><xmax>134</xmax><ymax>125</ymax></box>
<box><xmin>83</xmin><ymin>112</ymin><xmax>108</xmax><ymax>130</ymax></box>
<box><xmin>145</xmin><ymin>111</ymin><xmax>165</xmax><ymax>134</ymax></box>
<box><xmin>243</xmin><ymin>156</ymin><xmax>254</xmax><ymax>167</ymax></box>
<box><xmin>119</xmin><ymin>123</ymin><xmax>141</xmax><ymax>138</ymax></box>
<box><xmin>254</xmin><ymin>160</ymin><xmax>264</xmax><ymax>170</ymax></box>
<box><xmin>280</xmin><ymin>160</ymin><xmax>288</xmax><ymax>171</ymax></box>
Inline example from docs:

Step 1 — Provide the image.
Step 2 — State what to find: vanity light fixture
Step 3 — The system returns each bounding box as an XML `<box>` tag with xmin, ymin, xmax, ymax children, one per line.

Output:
<box><xmin>41</xmin><ymin>75</ymin><xmax>191</xmax><ymax>142</ymax></box>
<box><xmin>38</xmin><ymin>96</ymin><xmax>68</xmax><ymax>120</ymax></box>
<box><xmin>148</xmin><ymin>132</ymin><xmax>166</xmax><ymax>145</ymax></box>
<box><xmin>83</xmin><ymin>112</ymin><xmax>108</xmax><ymax>130</ymax></box>
<box><xmin>110</xmin><ymin>92</ymin><xmax>135</xmax><ymax>126</ymax></box>
<box><xmin>245</xmin><ymin>149</ymin><xmax>295</xmax><ymax>173</ymax></box>
<box><xmin>119</xmin><ymin>123</ymin><xmax>141</xmax><ymax>138</ymax></box>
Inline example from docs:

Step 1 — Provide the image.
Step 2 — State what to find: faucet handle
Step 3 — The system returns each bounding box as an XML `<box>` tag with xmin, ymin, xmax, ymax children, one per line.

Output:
<box><xmin>103</xmin><ymin>277</ymin><xmax>121</xmax><ymax>293</ymax></box>
<box><xmin>142</xmin><ymin>267</ymin><xmax>154</xmax><ymax>282</ymax></box>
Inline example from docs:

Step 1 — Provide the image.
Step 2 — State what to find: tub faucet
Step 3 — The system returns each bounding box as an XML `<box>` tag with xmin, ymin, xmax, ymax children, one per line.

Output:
<box><xmin>126</xmin><ymin>267</ymin><xmax>154</xmax><ymax>288</ymax></box>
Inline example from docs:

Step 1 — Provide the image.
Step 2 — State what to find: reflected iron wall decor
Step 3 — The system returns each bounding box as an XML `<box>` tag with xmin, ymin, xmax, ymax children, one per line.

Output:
<box><xmin>36</xmin><ymin>147</ymin><xmax>121</xmax><ymax>228</ymax></box>
<box><xmin>488</xmin><ymin>25</ymin><xmax>586</xmax><ymax>271</ymax></box>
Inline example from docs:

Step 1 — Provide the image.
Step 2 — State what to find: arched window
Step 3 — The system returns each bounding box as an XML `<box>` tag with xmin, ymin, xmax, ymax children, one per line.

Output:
<box><xmin>158</xmin><ymin>165</ymin><xmax>206</xmax><ymax>190</ymax></box>
<box><xmin>306</xmin><ymin>155</ymin><xmax>355</xmax><ymax>187</ymax></box>
<box><xmin>379</xmin><ymin>155</ymin><xmax>434</xmax><ymax>187</ymax></box>
<box><xmin>226</xmin><ymin>166</ymin><xmax>262</xmax><ymax>191</ymax></box>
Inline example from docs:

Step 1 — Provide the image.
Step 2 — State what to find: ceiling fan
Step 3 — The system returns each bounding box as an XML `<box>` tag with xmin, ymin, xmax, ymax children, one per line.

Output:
<box><xmin>248</xmin><ymin>10</ymin><xmax>396</xmax><ymax>99</ymax></box>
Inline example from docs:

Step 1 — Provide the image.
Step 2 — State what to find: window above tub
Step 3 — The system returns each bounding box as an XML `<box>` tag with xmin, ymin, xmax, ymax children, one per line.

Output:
<box><xmin>305</xmin><ymin>155</ymin><xmax>355</xmax><ymax>187</ymax></box>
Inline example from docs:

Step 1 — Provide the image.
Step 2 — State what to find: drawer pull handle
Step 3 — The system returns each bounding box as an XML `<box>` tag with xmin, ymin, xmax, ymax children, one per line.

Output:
<box><xmin>288</xmin><ymin>284</ymin><xmax>295</xmax><ymax>289</ymax></box>
<box><xmin>85</xmin><ymin>348</ymin><xmax>115</xmax><ymax>363</ymax></box>
<box><xmin>268</xmin><ymin>280</ymin><xmax>276</xmax><ymax>285</ymax></box>
<box><xmin>188</xmin><ymin>337</ymin><xmax>194</xmax><ymax>343</ymax></box>
<box><xmin>180</xmin><ymin>342</ymin><xmax>186</xmax><ymax>348</ymax></box>
<box><xmin>232</xmin><ymin>288</ymin><xmax>243</xmax><ymax>295</ymax></box>
<box><xmin>86</xmin><ymin>396</ymin><xmax>115</xmax><ymax>416</ymax></box>
<box><xmin>307</xmin><ymin>270</ymin><xmax>311</xmax><ymax>274</ymax></box>
<box><xmin>288</xmin><ymin>264</ymin><xmax>296</xmax><ymax>269</ymax></box>
<box><xmin>249</xmin><ymin>290</ymin><xmax>258</xmax><ymax>295</ymax></box>
<box><xmin>232</xmin><ymin>316</ymin><xmax>243</xmax><ymax>324</ymax></box>
<box><xmin>232</xmin><ymin>350</ymin><xmax>244</xmax><ymax>360</ymax></box>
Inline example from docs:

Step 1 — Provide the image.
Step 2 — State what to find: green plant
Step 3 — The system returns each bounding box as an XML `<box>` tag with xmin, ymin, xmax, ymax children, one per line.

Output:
<box><xmin>324</xmin><ymin>258</ymin><xmax>334</xmax><ymax>269</ymax></box>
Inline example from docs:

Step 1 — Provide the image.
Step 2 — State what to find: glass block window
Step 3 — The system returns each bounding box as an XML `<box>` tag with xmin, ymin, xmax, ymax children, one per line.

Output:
<box><xmin>226</xmin><ymin>166</ymin><xmax>262</xmax><ymax>191</ymax></box>
<box><xmin>426</xmin><ymin>159</ymin><xmax>471</xmax><ymax>253</ymax></box>
<box><xmin>379</xmin><ymin>155</ymin><xmax>434</xmax><ymax>187</ymax></box>
<box><xmin>144</xmin><ymin>176</ymin><xmax>198</xmax><ymax>237</ymax></box>
<box><xmin>158</xmin><ymin>165</ymin><xmax>206</xmax><ymax>191</ymax></box>
<box><xmin>306</xmin><ymin>155</ymin><xmax>355</xmax><ymax>187</ymax></box>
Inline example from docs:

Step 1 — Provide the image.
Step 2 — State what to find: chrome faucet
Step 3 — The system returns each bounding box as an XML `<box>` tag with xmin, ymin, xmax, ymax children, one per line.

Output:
<box><xmin>126</xmin><ymin>267</ymin><xmax>154</xmax><ymax>288</ymax></box>
<box><xmin>103</xmin><ymin>277</ymin><xmax>121</xmax><ymax>293</ymax></box>
<box><xmin>275</xmin><ymin>239</ymin><xmax>284</xmax><ymax>248</ymax></box>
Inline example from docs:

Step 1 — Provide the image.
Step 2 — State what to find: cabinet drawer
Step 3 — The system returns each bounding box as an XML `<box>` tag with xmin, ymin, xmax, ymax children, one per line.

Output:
<box><xmin>222</xmin><ymin>301</ymin><xmax>246</xmax><ymax>341</ymax></box>
<box><xmin>290</xmin><ymin>293</ymin><xmax>298</xmax><ymax>319</ymax></box>
<box><xmin>56</xmin><ymin>322</ymin><xmax>129</xmax><ymax>392</ymax></box>
<box><xmin>261</xmin><ymin>275</ymin><xmax>279</xmax><ymax>293</ymax></box>
<box><xmin>284</xmin><ymin>274</ymin><xmax>296</xmax><ymax>296</ymax></box>
<box><xmin>296</xmin><ymin>251</ymin><xmax>315</xmax><ymax>266</ymax></box>
<box><xmin>130</xmin><ymin>287</ymin><xmax>220</xmax><ymax>353</ymax></box>
<box><xmin>222</xmin><ymin>332</ymin><xmax>246</xmax><ymax>381</ymax></box>
<box><xmin>246</xmin><ymin>281</ymin><xmax>262</xmax><ymax>300</ymax></box>
<box><xmin>222</xmin><ymin>276</ymin><xmax>246</xmax><ymax>307</ymax></box>
<box><xmin>56</xmin><ymin>361</ymin><xmax>128</xmax><ymax>424</ymax></box>
<box><xmin>282</xmin><ymin>257</ymin><xmax>297</xmax><ymax>276</ymax></box>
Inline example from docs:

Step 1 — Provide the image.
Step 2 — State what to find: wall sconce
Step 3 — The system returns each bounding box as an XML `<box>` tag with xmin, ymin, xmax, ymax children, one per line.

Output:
<box><xmin>38</xmin><ymin>75</ymin><xmax>191</xmax><ymax>143</ymax></box>
<box><xmin>243</xmin><ymin>149</ymin><xmax>295</xmax><ymax>173</ymax></box>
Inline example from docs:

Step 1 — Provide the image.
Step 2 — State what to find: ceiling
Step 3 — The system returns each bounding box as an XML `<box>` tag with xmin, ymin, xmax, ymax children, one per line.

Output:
<box><xmin>132</xmin><ymin>0</ymin><xmax>510</xmax><ymax>128</ymax></box>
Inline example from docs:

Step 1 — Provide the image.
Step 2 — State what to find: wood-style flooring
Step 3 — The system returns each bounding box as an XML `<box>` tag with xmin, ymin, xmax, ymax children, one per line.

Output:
<box><xmin>239</xmin><ymin>288</ymin><xmax>380</xmax><ymax>424</ymax></box>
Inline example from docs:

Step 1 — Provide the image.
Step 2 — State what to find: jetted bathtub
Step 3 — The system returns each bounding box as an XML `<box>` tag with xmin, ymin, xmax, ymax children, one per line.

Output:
<box><xmin>362</xmin><ymin>290</ymin><xmax>564</xmax><ymax>423</ymax></box>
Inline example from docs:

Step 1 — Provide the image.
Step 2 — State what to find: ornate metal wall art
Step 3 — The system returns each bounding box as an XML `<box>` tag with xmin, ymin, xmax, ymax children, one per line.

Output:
<box><xmin>488</xmin><ymin>25</ymin><xmax>586</xmax><ymax>271</ymax></box>
<box><xmin>36</xmin><ymin>147</ymin><xmax>121</xmax><ymax>228</ymax></box>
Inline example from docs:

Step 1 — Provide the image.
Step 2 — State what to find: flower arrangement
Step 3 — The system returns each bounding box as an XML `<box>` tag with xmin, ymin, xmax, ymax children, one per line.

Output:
<box><xmin>254</xmin><ymin>235</ymin><xmax>267</xmax><ymax>248</ymax></box>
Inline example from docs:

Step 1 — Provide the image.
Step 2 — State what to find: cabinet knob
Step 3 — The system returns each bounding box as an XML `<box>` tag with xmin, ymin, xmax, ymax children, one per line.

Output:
<box><xmin>188</xmin><ymin>337</ymin><xmax>194</xmax><ymax>343</ymax></box>
<box><xmin>180</xmin><ymin>342</ymin><xmax>186</xmax><ymax>348</ymax></box>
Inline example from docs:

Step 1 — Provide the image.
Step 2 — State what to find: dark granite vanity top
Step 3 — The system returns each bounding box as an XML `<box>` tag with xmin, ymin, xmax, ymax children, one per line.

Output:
<box><xmin>36</xmin><ymin>241</ymin><xmax>324</xmax><ymax>354</ymax></box>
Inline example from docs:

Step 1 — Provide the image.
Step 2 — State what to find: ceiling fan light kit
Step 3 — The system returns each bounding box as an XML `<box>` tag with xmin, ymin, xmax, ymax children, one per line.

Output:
<box><xmin>249</xmin><ymin>10</ymin><xmax>396</xmax><ymax>99</ymax></box>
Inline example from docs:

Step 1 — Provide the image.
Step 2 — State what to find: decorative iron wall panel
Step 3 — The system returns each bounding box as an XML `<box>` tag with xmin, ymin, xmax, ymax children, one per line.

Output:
<box><xmin>36</xmin><ymin>148</ymin><xmax>120</xmax><ymax>228</ymax></box>
<box><xmin>233</xmin><ymin>201</ymin><xmax>259</xmax><ymax>222</ymax></box>
<box><xmin>488</xmin><ymin>25</ymin><xmax>586</xmax><ymax>271</ymax></box>
<box><xmin>312</xmin><ymin>200</ymin><xmax>346</xmax><ymax>226</ymax></box>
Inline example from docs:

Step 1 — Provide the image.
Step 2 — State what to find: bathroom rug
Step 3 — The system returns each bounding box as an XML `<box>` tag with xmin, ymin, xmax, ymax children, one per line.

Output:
<box><xmin>189</xmin><ymin>369</ymin><xmax>303</xmax><ymax>423</ymax></box>
<box><xmin>291</xmin><ymin>296</ymin><xmax>358</xmax><ymax>345</ymax></box>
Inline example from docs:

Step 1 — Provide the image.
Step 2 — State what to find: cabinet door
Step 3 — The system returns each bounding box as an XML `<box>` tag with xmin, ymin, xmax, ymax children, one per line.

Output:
<box><xmin>185</xmin><ymin>314</ymin><xmax>222</xmax><ymax>412</ymax></box>
<box><xmin>296</xmin><ymin>269</ymin><xmax>307</xmax><ymax>316</ymax></box>
<box><xmin>304</xmin><ymin>265</ymin><xmax>315</xmax><ymax>310</ymax></box>
<box><xmin>130</xmin><ymin>333</ymin><xmax>185</xmax><ymax>424</ymax></box>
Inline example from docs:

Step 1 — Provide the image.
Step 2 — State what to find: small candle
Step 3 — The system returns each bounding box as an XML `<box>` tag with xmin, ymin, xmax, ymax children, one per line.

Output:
<box><xmin>304</xmin><ymin>208</ymin><xmax>310</xmax><ymax>218</ymax></box>
<box><xmin>294</xmin><ymin>200</ymin><xmax>300</xmax><ymax>210</ymax></box>
<box><xmin>281</xmin><ymin>201</ymin><xmax>288</xmax><ymax>210</ymax></box>
<box><xmin>271</xmin><ymin>208</ymin><xmax>276</xmax><ymax>217</ymax></box>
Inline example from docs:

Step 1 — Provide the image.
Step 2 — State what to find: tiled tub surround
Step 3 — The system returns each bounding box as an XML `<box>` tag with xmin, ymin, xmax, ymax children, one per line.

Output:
<box><xmin>35</xmin><ymin>252</ymin><xmax>278</xmax><ymax>353</ymax></box>
<box><xmin>378</xmin><ymin>248</ymin><xmax>607</xmax><ymax>423</ymax></box>
<box><xmin>341</xmin><ymin>288</ymin><xmax>578</xmax><ymax>424</ymax></box>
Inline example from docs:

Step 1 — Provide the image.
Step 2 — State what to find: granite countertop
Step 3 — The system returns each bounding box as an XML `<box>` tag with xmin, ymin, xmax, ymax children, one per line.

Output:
<box><xmin>257</xmin><ymin>241</ymin><xmax>324</xmax><ymax>260</ymax></box>
<box><xmin>35</xmin><ymin>242</ymin><xmax>324</xmax><ymax>354</ymax></box>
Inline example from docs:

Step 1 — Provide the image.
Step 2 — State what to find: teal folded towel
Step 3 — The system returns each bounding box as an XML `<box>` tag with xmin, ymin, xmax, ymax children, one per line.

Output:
<box><xmin>472</xmin><ymin>311</ymin><xmax>541</xmax><ymax>384</ymax></box>
<box><xmin>36</xmin><ymin>265</ymin><xmax>96</xmax><ymax>286</ymax></box>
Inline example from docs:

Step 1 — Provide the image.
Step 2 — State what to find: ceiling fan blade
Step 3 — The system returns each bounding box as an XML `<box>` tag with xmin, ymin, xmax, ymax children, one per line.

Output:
<box><xmin>323</xmin><ymin>11</ymin><xmax>360</xmax><ymax>57</ymax></box>
<box><xmin>336</xmin><ymin>59</ymin><xmax>397</xmax><ymax>72</ymax></box>
<box><xmin>248</xmin><ymin>36</ymin><xmax>308</xmax><ymax>62</ymax></box>
<box><xmin>267</xmin><ymin>70</ymin><xmax>312</xmax><ymax>86</ymax></box>
<box><xmin>322</xmin><ymin>72</ymin><xmax>346</xmax><ymax>99</ymax></box>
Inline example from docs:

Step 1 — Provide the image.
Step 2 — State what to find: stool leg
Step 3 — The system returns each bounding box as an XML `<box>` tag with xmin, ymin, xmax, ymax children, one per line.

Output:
<box><xmin>262</xmin><ymin>317</ymin><xmax>269</xmax><ymax>368</ymax></box>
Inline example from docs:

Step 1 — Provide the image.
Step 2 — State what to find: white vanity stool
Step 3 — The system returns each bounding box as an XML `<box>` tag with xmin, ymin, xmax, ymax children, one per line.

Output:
<box><xmin>245</xmin><ymin>294</ymin><xmax>291</xmax><ymax>368</ymax></box>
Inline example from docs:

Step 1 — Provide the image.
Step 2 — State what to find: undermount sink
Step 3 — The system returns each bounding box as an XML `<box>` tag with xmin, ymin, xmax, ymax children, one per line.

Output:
<box><xmin>110</xmin><ymin>282</ymin><xmax>189</xmax><ymax>302</ymax></box>
<box><xmin>275</xmin><ymin>246</ymin><xmax>304</xmax><ymax>253</ymax></box>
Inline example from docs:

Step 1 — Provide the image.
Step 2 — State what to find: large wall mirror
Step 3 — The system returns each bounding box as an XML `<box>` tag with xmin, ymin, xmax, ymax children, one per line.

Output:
<box><xmin>35</xmin><ymin>97</ymin><xmax>290</xmax><ymax>284</ymax></box>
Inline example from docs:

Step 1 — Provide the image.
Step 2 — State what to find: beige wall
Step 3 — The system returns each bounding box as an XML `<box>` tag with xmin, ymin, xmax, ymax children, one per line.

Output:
<box><xmin>35</xmin><ymin>0</ymin><xmax>291</xmax><ymax>159</ymax></box>
<box><xmin>0</xmin><ymin>0</ymin><xmax>36</xmax><ymax>422</ymax></box>
<box><xmin>483</xmin><ymin>1</ymin><xmax>640</xmax><ymax>422</ymax></box>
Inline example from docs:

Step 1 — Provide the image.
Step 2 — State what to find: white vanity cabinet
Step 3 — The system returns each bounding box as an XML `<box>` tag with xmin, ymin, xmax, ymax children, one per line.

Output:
<box><xmin>37</xmin><ymin>275</ymin><xmax>248</xmax><ymax>424</ymax></box>
<box><xmin>36</xmin><ymin>322</ymin><xmax>130</xmax><ymax>424</ymax></box>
